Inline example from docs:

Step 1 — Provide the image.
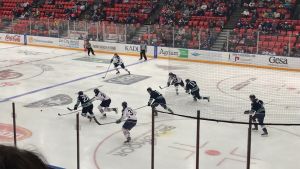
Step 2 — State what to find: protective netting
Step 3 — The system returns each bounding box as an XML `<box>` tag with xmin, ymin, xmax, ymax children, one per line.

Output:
<box><xmin>160</xmin><ymin>54</ymin><xmax>300</xmax><ymax>125</ymax></box>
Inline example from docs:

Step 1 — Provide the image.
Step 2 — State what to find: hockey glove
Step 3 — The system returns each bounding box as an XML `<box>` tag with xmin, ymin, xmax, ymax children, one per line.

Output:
<box><xmin>244</xmin><ymin>110</ymin><xmax>251</xmax><ymax>114</ymax></box>
<box><xmin>74</xmin><ymin>105</ymin><xmax>78</xmax><ymax>110</ymax></box>
<box><xmin>147</xmin><ymin>102</ymin><xmax>151</xmax><ymax>106</ymax></box>
<box><xmin>116</xmin><ymin>119</ymin><xmax>122</xmax><ymax>124</ymax></box>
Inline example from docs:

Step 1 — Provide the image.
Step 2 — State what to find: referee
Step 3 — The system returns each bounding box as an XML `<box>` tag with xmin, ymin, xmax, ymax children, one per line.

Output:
<box><xmin>139</xmin><ymin>41</ymin><xmax>147</xmax><ymax>61</ymax></box>
<box><xmin>85</xmin><ymin>39</ymin><xmax>95</xmax><ymax>56</ymax></box>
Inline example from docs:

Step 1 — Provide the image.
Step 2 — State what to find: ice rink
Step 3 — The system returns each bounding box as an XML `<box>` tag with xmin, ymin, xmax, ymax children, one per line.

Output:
<box><xmin>0</xmin><ymin>43</ymin><xmax>300</xmax><ymax>169</ymax></box>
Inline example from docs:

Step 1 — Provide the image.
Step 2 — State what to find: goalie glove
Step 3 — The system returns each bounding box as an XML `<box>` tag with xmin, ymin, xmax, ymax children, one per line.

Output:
<box><xmin>116</xmin><ymin>119</ymin><xmax>122</xmax><ymax>124</ymax></box>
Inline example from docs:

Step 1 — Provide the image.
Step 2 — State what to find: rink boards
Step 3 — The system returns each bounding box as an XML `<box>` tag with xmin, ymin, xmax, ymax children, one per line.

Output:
<box><xmin>0</xmin><ymin>33</ymin><xmax>299</xmax><ymax>71</ymax></box>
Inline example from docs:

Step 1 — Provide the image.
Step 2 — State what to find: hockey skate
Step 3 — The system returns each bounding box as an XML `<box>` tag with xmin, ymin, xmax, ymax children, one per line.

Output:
<box><xmin>87</xmin><ymin>114</ymin><xmax>95</xmax><ymax>122</ymax></box>
<box><xmin>124</xmin><ymin>137</ymin><xmax>131</xmax><ymax>143</ymax></box>
<box><xmin>252</xmin><ymin>126</ymin><xmax>258</xmax><ymax>131</ymax></box>
<box><xmin>206</xmin><ymin>97</ymin><xmax>210</xmax><ymax>102</ymax></box>
<box><xmin>100</xmin><ymin>113</ymin><xmax>107</xmax><ymax>119</ymax></box>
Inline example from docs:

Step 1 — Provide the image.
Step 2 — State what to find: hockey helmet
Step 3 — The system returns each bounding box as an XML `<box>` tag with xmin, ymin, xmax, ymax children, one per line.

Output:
<box><xmin>147</xmin><ymin>87</ymin><xmax>152</xmax><ymax>92</ymax></box>
<box><xmin>78</xmin><ymin>91</ymin><xmax>84</xmax><ymax>95</ymax></box>
<box><xmin>122</xmin><ymin>101</ymin><xmax>127</xmax><ymax>108</ymax></box>
<box><xmin>249</xmin><ymin>94</ymin><xmax>256</xmax><ymax>99</ymax></box>
<box><xmin>169</xmin><ymin>72</ymin><xmax>174</xmax><ymax>76</ymax></box>
<box><xmin>94</xmin><ymin>88</ymin><xmax>100</xmax><ymax>94</ymax></box>
<box><xmin>185</xmin><ymin>79</ymin><xmax>190</xmax><ymax>83</ymax></box>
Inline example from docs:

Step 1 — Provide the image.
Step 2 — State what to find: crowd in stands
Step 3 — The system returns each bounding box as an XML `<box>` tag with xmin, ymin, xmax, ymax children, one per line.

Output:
<box><xmin>0</xmin><ymin>0</ymin><xmax>299</xmax><ymax>56</ymax></box>
<box><xmin>230</xmin><ymin>0</ymin><xmax>300</xmax><ymax>56</ymax></box>
<box><xmin>159</xmin><ymin>0</ymin><xmax>237</xmax><ymax>26</ymax></box>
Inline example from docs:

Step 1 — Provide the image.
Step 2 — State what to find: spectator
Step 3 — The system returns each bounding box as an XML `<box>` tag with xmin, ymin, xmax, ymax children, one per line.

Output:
<box><xmin>242</xmin><ymin>9</ymin><xmax>250</xmax><ymax>17</ymax></box>
<box><xmin>0</xmin><ymin>145</ymin><xmax>48</xmax><ymax>169</ymax></box>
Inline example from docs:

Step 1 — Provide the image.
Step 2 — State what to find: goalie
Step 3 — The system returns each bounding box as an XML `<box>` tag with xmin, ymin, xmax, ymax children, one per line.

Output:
<box><xmin>244</xmin><ymin>95</ymin><xmax>268</xmax><ymax>136</ymax></box>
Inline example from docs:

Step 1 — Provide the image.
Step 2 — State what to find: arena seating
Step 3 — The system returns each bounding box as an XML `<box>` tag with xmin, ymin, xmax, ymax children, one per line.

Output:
<box><xmin>232</xmin><ymin>0</ymin><xmax>300</xmax><ymax>56</ymax></box>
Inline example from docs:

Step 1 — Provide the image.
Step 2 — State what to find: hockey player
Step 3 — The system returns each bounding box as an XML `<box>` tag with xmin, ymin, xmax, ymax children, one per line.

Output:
<box><xmin>110</xmin><ymin>53</ymin><xmax>130</xmax><ymax>75</ymax></box>
<box><xmin>116</xmin><ymin>102</ymin><xmax>137</xmax><ymax>143</ymax></box>
<box><xmin>244</xmin><ymin>95</ymin><xmax>268</xmax><ymax>136</ymax></box>
<box><xmin>74</xmin><ymin>91</ymin><xmax>94</xmax><ymax>120</ymax></box>
<box><xmin>167</xmin><ymin>72</ymin><xmax>185</xmax><ymax>95</ymax></box>
<box><xmin>185</xmin><ymin>79</ymin><xmax>210</xmax><ymax>102</ymax></box>
<box><xmin>92</xmin><ymin>88</ymin><xmax>118</xmax><ymax>118</ymax></box>
<box><xmin>147</xmin><ymin>87</ymin><xmax>174</xmax><ymax>115</ymax></box>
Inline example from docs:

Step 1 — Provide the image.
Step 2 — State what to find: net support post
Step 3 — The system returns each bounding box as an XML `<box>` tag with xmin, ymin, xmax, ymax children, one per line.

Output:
<box><xmin>76</xmin><ymin>113</ymin><xmax>80</xmax><ymax>169</ymax></box>
<box><xmin>196</xmin><ymin>110</ymin><xmax>200</xmax><ymax>169</ymax></box>
<box><xmin>246</xmin><ymin>115</ymin><xmax>253</xmax><ymax>169</ymax></box>
<box><xmin>151</xmin><ymin>108</ymin><xmax>155</xmax><ymax>169</ymax></box>
<box><xmin>12</xmin><ymin>102</ymin><xmax>17</xmax><ymax>147</ymax></box>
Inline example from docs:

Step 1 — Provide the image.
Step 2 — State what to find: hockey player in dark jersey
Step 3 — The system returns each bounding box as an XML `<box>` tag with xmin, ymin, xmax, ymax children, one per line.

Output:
<box><xmin>244</xmin><ymin>95</ymin><xmax>268</xmax><ymax>136</ymax></box>
<box><xmin>185</xmin><ymin>79</ymin><xmax>210</xmax><ymax>102</ymax></box>
<box><xmin>147</xmin><ymin>87</ymin><xmax>174</xmax><ymax>115</ymax></box>
<box><xmin>74</xmin><ymin>91</ymin><xmax>94</xmax><ymax>120</ymax></box>
<box><xmin>110</xmin><ymin>53</ymin><xmax>130</xmax><ymax>75</ymax></box>
<box><xmin>167</xmin><ymin>72</ymin><xmax>185</xmax><ymax>95</ymax></box>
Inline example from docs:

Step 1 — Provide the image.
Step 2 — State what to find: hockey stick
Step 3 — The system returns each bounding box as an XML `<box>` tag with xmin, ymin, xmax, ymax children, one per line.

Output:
<box><xmin>159</xmin><ymin>85</ymin><xmax>168</xmax><ymax>89</ymax></box>
<box><xmin>67</xmin><ymin>106</ymin><xmax>83</xmax><ymax>111</ymax></box>
<box><xmin>58</xmin><ymin>110</ymin><xmax>80</xmax><ymax>116</ymax></box>
<box><xmin>134</xmin><ymin>105</ymin><xmax>148</xmax><ymax>110</ymax></box>
<box><xmin>102</xmin><ymin>63</ymin><xmax>112</xmax><ymax>79</ymax></box>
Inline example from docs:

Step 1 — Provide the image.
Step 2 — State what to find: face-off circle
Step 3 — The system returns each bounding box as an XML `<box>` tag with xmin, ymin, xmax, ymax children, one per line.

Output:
<box><xmin>0</xmin><ymin>123</ymin><xmax>32</xmax><ymax>142</ymax></box>
<box><xmin>93</xmin><ymin>120</ymin><xmax>300</xmax><ymax>169</ymax></box>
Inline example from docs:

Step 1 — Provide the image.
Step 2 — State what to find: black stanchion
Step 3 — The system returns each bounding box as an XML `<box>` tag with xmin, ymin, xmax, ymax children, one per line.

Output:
<box><xmin>246</xmin><ymin>115</ymin><xmax>253</xmax><ymax>169</ymax></box>
<box><xmin>76</xmin><ymin>113</ymin><xmax>80</xmax><ymax>169</ymax></box>
<box><xmin>151</xmin><ymin>108</ymin><xmax>155</xmax><ymax>169</ymax></box>
<box><xmin>196</xmin><ymin>110</ymin><xmax>200</xmax><ymax>169</ymax></box>
<box><xmin>12</xmin><ymin>102</ymin><xmax>17</xmax><ymax>147</ymax></box>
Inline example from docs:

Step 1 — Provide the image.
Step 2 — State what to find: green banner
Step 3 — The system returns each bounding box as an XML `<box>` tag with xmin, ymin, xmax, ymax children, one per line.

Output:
<box><xmin>178</xmin><ymin>49</ymin><xmax>188</xmax><ymax>58</ymax></box>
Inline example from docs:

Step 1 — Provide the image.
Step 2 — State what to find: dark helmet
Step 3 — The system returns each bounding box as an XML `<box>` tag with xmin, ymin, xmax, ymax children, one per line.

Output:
<box><xmin>78</xmin><ymin>91</ymin><xmax>84</xmax><ymax>95</ymax></box>
<box><xmin>169</xmin><ymin>72</ymin><xmax>174</xmax><ymax>76</ymax></box>
<box><xmin>122</xmin><ymin>101</ymin><xmax>127</xmax><ymax>108</ymax></box>
<box><xmin>94</xmin><ymin>88</ymin><xmax>100</xmax><ymax>95</ymax></box>
<box><xmin>185</xmin><ymin>79</ymin><xmax>190</xmax><ymax>83</ymax></box>
<box><xmin>249</xmin><ymin>94</ymin><xmax>256</xmax><ymax>99</ymax></box>
<box><xmin>147</xmin><ymin>87</ymin><xmax>152</xmax><ymax>92</ymax></box>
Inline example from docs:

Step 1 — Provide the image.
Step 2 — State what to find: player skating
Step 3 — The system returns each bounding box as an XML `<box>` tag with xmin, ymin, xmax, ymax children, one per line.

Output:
<box><xmin>92</xmin><ymin>88</ymin><xmax>118</xmax><ymax>118</ymax></box>
<box><xmin>116</xmin><ymin>102</ymin><xmax>137</xmax><ymax>143</ymax></box>
<box><xmin>185</xmin><ymin>79</ymin><xmax>210</xmax><ymax>102</ymax></box>
<box><xmin>74</xmin><ymin>91</ymin><xmax>95</xmax><ymax>120</ymax></box>
<box><xmin>110</xmin><ymin>53</ymin><xmax>130</xmax><ymax>75</ymax></box>
<box><xmin>147</xmin><ymin>87</ymin><xmax>174</xmax><ymax>116</ymax></box>
<box><xmin>167</xmin><ymin>72</ymin><xmax>185</xmax><ymax>95</ymax></box>
<box><xmin>244</xmin><ymin>95</ymin><xmax>268</xmax><ymax>136</ymax></box>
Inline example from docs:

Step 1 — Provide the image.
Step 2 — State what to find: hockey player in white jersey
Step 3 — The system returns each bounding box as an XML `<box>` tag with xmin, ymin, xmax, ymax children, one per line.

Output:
<box><xmin>92</xmin><ymin>88</ymin><xmax>118</xmax><ymax>118</ymax></box>
<box><xmin>116</xmin><ymin>102</ymin><xmax>137</xmax><ymax>143</ymax></box>
<box><xmin>167</xmin><ymin>72</ymin><xmax>185</xmax><ymax>95</ymax></box>
<box><xmin>111</xmin><ymin>53</ymin><xmax>130</xmax><ymax>75</ymax></box>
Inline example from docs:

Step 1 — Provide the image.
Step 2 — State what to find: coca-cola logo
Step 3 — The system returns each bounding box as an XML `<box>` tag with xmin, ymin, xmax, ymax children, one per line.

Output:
<box><xmin>269</xmin><ymin>56</ymin><xmax>288</xmax><ymax>64</ymax></box>
<box><xmin>5</xmin><ymin>34</ymin><xmax>21</xmax><ymax>42</ymax></box>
